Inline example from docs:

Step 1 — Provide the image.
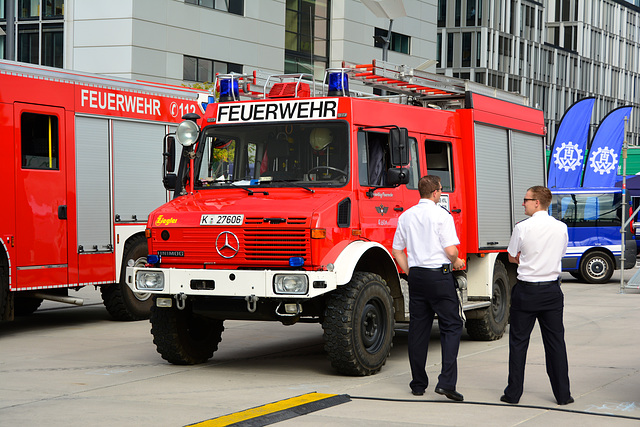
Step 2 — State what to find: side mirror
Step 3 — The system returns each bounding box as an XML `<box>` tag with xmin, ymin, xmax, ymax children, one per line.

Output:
<box><xmin>389</xmin><ymin>127</ymin><xmax>409</xmax><ymax>166</ymax></box>
<box><xmin>163</xmin><ymin>135</ymin><xmax>176</xmax><ymax>174</ymax></box>
<box><xmin>387</xmin><ymin>167</ymin><xmax>410</xmax><ymax>186</ymax></box>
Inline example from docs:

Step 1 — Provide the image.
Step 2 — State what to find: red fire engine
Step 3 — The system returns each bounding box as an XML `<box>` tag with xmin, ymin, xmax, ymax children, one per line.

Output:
<box><xmin>0</xmin><ymin>60</ymin><xmax>209</xmax><ymax>321</ymax></box>
<box><xmin>125</xmin><ymin>60</ymin><xmax>546</xmax><ymax>375</ymax></box>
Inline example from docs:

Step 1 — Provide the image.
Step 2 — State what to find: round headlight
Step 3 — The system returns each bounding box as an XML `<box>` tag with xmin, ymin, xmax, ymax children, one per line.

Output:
<box><xmin>176</xmin><ymin>120</ymin><xmax>200</xmax><ymax>147</ymax></box>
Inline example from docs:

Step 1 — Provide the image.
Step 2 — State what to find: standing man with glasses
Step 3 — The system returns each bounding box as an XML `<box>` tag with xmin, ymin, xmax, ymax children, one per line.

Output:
<box><xmin>392</xmin><ymin>175</ymin><xmax>466</xmax><ymax>401</ymax></box>
<box><xmin>501</xmin><ymin>185</ymin><xmax>573</xmax><ymax>405</ymax></box>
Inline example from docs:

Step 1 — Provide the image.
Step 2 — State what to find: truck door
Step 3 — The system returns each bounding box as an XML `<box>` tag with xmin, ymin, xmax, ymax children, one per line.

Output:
<box><xmin>15</xmin><ymin>104</ymin><xmax>68</xmax><ymax>285</ymax></box>
<box><xmin>356</xmin><ymin>129</ymin><xmax>420</xmax><ymax>252</ymax></box>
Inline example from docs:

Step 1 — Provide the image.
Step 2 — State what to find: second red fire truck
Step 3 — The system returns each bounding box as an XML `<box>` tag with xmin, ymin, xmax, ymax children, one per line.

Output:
<box><xmin>126</xmin><ymin>60</ymin><xmax>547</xmax><ymax>375</ymax></box>
<box><xmin>0</xmin><ymin>60</ymin><xmax>208</xmax><ymax>322</ymax></box>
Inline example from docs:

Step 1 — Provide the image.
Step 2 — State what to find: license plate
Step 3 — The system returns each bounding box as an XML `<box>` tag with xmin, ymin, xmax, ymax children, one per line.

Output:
<box><xmin>200</xmin><ymin>214</ymin><xmax>244</xmax><ymax>226</ymax></box>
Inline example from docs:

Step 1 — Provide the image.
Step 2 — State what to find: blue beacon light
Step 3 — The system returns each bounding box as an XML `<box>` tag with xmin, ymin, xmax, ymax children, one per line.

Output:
<box><xmin>289</xmin><ymin>257</ymin><xmax>305</xmax><ymax>267</ymax></box>
<box><xmin>219</xmin><ymin>79</ymin><xmax>240</xmax><ymax>102</ymax></box>
<box><xmin>328</xmin><ymin>72</ymin><xmax>349</xmax><ymax>97</ymax></box>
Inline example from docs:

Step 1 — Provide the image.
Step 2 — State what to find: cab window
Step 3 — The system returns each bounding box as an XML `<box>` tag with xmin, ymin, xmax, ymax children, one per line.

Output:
<box><xmin>358</xmin><ymin>130</ymin><xmax>419</xmax><ymax>187</ymax></box>
<box><xmin>426</xmin><ymin>140</ymin><xmax>453</xmax><ymax>191</ymax></box>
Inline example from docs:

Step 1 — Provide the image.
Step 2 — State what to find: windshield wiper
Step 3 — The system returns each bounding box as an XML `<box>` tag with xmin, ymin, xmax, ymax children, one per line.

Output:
<box><xmin>263</xmin><ymin>179</ymin><xmax>315</xmax><ymax>193</ymax></box>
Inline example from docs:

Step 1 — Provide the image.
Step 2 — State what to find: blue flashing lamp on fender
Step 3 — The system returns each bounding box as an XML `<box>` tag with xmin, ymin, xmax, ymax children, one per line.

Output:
<box><xmin>289</xmin><ymin>257</ymin><xmax>305</xmax><ymax>267</ymax></box>
<box><xmin>328</xmin><ymin>72</ymin><xmax>349</xmax><ymax>97</ymax></box>
<box><xmin>147</xmin><ymin>254</ymin><xmax>161</xmax><ymax>265</ymax></box>
<box><xmin>219</xmin><ymin>79</ymin><xmax>240</xmax><ymax>102</ymax></box>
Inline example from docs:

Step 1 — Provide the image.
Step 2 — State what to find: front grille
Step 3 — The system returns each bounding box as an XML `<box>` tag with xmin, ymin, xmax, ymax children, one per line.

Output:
<box><xmin>158</xmin><ymin>227</ymin><xmax>310</xmax><ymax>266</ymax></box>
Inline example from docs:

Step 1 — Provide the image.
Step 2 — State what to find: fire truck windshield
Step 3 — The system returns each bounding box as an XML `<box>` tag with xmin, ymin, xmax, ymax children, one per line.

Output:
<box><xmin>194</xmin><ymin>121</ymin><xmax>349</xmax><ymax>189</ymax></box>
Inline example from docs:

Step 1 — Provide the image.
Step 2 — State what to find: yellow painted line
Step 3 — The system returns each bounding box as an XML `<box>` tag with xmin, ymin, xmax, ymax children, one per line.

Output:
<box><xmin>188</xmin><ymin>392</ymin><xmax>341</xmax><ymax>427</ymax></box>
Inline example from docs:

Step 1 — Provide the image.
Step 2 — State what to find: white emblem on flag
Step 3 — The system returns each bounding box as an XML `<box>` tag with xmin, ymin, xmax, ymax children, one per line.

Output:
<box><xmin>553</xmin><ymin>141</ymin><xmax>584</xmax><ymax>172</ymax></box>
<box><xmin>588</xmin><ymin>146</ymin><xmax>618</xmax><ymax>175</ymax></box>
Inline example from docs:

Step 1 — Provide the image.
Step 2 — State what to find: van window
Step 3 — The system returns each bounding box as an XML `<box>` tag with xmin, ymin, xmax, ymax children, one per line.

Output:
<box><xmin>21</xmin><ymin>112</ymin><xmax>59</xmax><ymax>170</ymax></box>
<box><xmin>552</xmin><ymin>193</ymin><xmax>621</xmax><ymax>226</ymax></box>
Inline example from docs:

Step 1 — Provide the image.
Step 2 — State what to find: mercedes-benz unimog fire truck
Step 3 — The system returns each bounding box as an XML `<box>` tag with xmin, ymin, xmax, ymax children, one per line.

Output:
<box><xmin>126</xmin><ymin>60</ymin><xmax>547</xmax><ymax>375</ymax></box>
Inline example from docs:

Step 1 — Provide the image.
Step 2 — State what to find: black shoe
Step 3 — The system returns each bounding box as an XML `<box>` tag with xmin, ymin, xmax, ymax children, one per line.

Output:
<box><xmin>500</xmin><ymin>394</ymin><xmax>518</xmax><ymax>404</ymax></box>
<box><xmin>558</xmin><ymin>396</ymin><xmax>574</xmax><ymax>405</ymax></box>
<box><xmin>435</xmin><ymin>387</ymin><xmax>464</xmax><ymax>402</ymax></box>
<box><xmin>411</xmin><ymin>389</ymin><xmax>425</xmax><ymax>396</ymax></box>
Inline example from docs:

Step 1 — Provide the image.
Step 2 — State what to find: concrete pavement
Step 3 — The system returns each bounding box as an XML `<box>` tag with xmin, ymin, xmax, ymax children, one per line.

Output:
<box><xmin>1</xmin><ymin>271</ymin><xmax>640</xmax><ymax>426</ymax></box>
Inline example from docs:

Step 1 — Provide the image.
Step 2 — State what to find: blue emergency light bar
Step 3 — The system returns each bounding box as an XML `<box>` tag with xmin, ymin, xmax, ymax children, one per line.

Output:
<box><xmin>219</xmin><ymin>78</ymin><xmax>240</xmax><ymax>102</ymax></box>
<box><xmin>328</xmin><ymin>71</ymin><xmax>349</xmax><ymax>97</ymax></box>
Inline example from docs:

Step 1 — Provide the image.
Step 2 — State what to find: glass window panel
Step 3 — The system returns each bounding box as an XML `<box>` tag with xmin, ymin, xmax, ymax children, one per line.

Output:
<box><xmin>285</xmin><ymin>32</ymin><xmax>297</xmax><ymax>51</ymax></box>
<box><xmin>201</xmin><ymin>0</ymin><xmax>214</xmax><ymax>8</ymax></box>
<box><xmin>21</xmin><ymin>113</ymin><xmax>59</xmax><ymax>170</ymax></box>
<box><xmin>314</xmin><ymin>17</ymin><xmax>327</xmax><ymax>39</ymax></box>
<box><xmin>18</xmin><ymin>24</ymin><xmax>39</xmax><ymax>64</ymax></box>
<box><xmin>44</xmin><ymin>0</ymin><xmax>64</xmax><ymax>19</ymax></box>
<box><xmin>183</xmin><ymin>56</ymin><xmax>197</xmax><ymax>81</ymax></box>
<box><xmin>286</xmin><ymin>0</ymin><xmax>298</xmax><ymax>11</ymax></box>
<box><xmin>198</xmin><ymin>58</ymin><xmax>213</xmax><ymax>82</ymax></box>
<box><xmin>42</xmin><ymin>24</ymin><xmax>63</xmax><ymax>68</ymax></box>
<box><xmin>213</xmin><ymin>61</ymin><xmax>227</xmax><ymax>76</ymax></box>
<box><xmin>286</xmin><ymin>10</ymin><xmax>298</xmax><ymax>32</ymax></box>
<box><xmin>313</xmin><ymin>39</ymin><xmax>326</xmax><ymax>57</ymax></box>
<box><xmin>19</xmin><ymin>0</ymin><xmax>39</xmax><ymax>19</ymax></box>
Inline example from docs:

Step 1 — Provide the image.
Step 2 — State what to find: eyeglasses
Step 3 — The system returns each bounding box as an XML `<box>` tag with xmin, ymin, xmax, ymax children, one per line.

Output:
<box><xmin>523</xmin><ymin>198</ymin><xmax>537</xmax><ymax>203</ymax></box>
<box><xmin>438</xmin><ymin>187</ymin><xmax>443</xmax><ymax>191</ymax></box>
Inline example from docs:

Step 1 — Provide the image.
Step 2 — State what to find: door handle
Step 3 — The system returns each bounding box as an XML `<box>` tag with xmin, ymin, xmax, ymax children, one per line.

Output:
<box><xmin>451</xmin><ymin>209</ymin><xmax>461</xmax><ymax>213</ymax></box>
<box><xmin>58</xmin><ymin>205</ymin><xmax>67</xmax><ymax>220</ymax></box>
<box><xmin>394</xmin><ymin>206</ymin><xmax>404</xmax><ymax>212</ymax></box>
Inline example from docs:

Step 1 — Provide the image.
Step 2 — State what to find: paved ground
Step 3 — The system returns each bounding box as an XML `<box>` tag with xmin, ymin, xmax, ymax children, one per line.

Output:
<box><xmin>1</xmin><ymin>270</ymin><xmax>640</xmax><ymax>426</ymax></box>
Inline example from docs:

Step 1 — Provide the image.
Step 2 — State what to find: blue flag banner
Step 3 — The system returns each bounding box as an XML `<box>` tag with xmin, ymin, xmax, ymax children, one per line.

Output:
<box><xmin>582</xmin><ymin>106</ymin><xmax>633</xmax><ymax>187</ymax></box>
<box><xmin>548</xmin><ymin>98</ymin><xmax>595</xmax><ymax>188</ymax></box>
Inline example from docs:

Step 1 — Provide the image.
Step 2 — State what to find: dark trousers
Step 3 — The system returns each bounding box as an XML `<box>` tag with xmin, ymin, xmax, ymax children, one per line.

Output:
<box><xmin>408</xmin><ymin>267</ymin><xmax>463</xmax><ymax>392</ymax></box>
<box><xmin>504</xmin><ymin>281</ymin><xmax>571</xmax><ymax>403</ymax></box>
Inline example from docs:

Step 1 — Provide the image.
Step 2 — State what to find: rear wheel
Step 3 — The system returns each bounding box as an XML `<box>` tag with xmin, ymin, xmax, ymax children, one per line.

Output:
<box><xmin>101</xmin><ymin>235</ymin><xmax>153</xmax><ymax>321</ymax></box>
<box><xmin>151</xmin><ymin>301</ymin><xmax>224</xmax><ymax>365</ymax></box>
<box><xmin>580</xmin><ymin>251</ymin><xmax>614</xmax><ymax>284</ymax></box>
<box><xmin>0</xmin><ymin>257</ymin><xmax>10</xmax><ymax>321</ymax></box>
<box><xmin>14</xmin><ymin>296</ymin><xmax>43</xmax><ymax>316</ymax></box>
<box><xmin>466</xmin><ymin>260</ymin><xmax>509</xmax><ymax>341</ymax></box>
<box><xmin>322</xmin><ymin>272</ymin><xmax>395</xmax><ymax>376</ymax></box>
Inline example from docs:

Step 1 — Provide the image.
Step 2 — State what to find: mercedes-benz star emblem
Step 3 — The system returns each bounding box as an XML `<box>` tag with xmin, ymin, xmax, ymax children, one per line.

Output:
<box><xmin>215</xmin><ymin>231</ymin><xmax>239</xmax><ymax>259</ymax></box>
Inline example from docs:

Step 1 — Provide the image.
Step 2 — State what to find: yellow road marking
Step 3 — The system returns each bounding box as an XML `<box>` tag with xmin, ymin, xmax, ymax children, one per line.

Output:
<box><xmin>188</xmin><ymin>392</ymin><xmax>340</xmax><ymax>427</ymax></box>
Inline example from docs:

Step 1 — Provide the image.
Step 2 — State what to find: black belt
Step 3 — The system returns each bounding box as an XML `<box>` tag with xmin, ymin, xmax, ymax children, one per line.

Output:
<box><xmin>518</xmin><ymin>279</ymin><xmax>559</xmax><ymax>286</ymax></box>
<box><xmin>412</xmin><ymin>264</ymin><xmax>452</xmax><ymax>274</ymax></box>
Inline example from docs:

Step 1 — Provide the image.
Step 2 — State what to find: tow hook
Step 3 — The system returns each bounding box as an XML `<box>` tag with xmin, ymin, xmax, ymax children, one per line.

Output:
<box><xmin>245</xmin><ymin>295</ymin><xmax>258</xmax><ymax>313</ymax></box>
<box><xmin>175</xmin><ymin>292</ymin><xmax>187</xmax><ymax>310</ymax></box>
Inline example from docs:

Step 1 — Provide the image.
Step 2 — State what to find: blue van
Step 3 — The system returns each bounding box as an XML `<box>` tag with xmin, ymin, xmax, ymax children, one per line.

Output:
<box><xmin>549</xmin><ymin>188</ymin><xmax>637</xmax><ymax>284</ymax></box>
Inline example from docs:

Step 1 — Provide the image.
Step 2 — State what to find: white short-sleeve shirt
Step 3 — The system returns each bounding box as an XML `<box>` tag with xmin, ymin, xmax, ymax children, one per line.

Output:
<box><xmin>392</xmin><ymin>199</ymin><xmax>460</xmax><ymax>269</ymax></box>
<box><xmin>507</xmin><ymin>210</ymin><xmax>568</xmax><ymax>282</ymax></box>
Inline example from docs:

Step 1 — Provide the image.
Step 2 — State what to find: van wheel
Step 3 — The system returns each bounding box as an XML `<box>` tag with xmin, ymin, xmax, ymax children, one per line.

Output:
<box><xmin>466</xmin><ymin>260</ymin><xmax>509</xmax><ymax>341</ymax></box>
<box><xmin>151</xmin><ymin>302</ymin><xmax>224</xmax><ymax>365</ymax></box>
<box><xmin>101</xmin><ymin>235</ymin><xmax>153</xmax><ymax>321</ymax></box>
<box><xmin>569</xmin><ymin>271</ymin><xmax>584</xmax><ymax>281</ymax></box>
<box><xmin>580</xmin><ymin>251</ymin><xmax>614</xmax><ymax>284</ymax></box>
<box><xmin>322</xmin><ymin>272</ymin><xmax>395</xmax><ymax>376</ymax></box>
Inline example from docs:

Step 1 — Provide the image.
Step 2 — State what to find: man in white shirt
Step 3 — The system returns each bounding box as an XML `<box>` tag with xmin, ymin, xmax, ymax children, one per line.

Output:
<box><xmin>501</xmin><ymin>185</ymin><xmax>573</xmax><ymax>406</ymax></box>
<box><xmin>392</xmin><ymin>175</ymin><xmax>465</xmax><ymax>401</ymax></box>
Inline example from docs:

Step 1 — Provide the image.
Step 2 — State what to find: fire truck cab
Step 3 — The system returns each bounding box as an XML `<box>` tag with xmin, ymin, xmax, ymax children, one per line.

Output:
<box><xmin>126</xmin><ymin>61</ymin><xmax>547</xmax><ymax>375</ymax></box>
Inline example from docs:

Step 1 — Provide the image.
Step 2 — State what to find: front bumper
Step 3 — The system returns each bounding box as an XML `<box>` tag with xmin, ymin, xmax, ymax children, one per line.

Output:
<box><xmin>125</xmin><ymin>266</ymin><xmax>338</xmax><ymax>299</ymax></box>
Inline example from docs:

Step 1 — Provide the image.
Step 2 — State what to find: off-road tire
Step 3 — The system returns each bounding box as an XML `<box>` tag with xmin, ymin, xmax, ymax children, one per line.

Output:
<box><xmin>151</xmin><ymin>302</ymin><xmax>224</xmax><ymax>365</ymax></box>
<box><xmin>14</xmin><ymin>297</ymin><xmax>43</xmax><ymax>316</ymax></box>
<box><xmin>579</xmin><ymin>250</ymin><xmax>614</xmax><ymax>284</ymax></box>
<box><xmin>466</xmin><ymin>260</ymin><xmax>509</xmax><ymax>341</ymax></box>
<box><xmin>101</xmin><ymin>235</ymin><xmax>153</xmax><ymax>321</ymax></box>
<box><xmin>322</xmin><ymin>272</ymin><xmax>395</xmax><ymax>376</ymax></box>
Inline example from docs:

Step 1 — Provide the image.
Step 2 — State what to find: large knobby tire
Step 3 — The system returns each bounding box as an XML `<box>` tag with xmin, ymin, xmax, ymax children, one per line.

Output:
<box><xmin>14</xmin><ymin>297</ymin><xmax>43</xmax><ymax>316</ymax></box>
<box><xmin>151</xmin><ymin>302</ymin><xmax>224</xmax><ymax>365</ymax></box>
<box><xmin>579</xmin><ymin>250</ymin><xmax>614</xmax><ymax>284</ymax></box>
<box><xmin>466</xmin><ymin>260</ymin><xmax>509</xmax><ymax>341</ymax></box>
<box><xmin>322</xmin><ymin>272</ymin><xmax>395</xmax><ymax>376</ymax></box>
<box><xmin>101</xmin><ymin>235</ymin><xmax>153</xmax><ymax>321</ymax></box>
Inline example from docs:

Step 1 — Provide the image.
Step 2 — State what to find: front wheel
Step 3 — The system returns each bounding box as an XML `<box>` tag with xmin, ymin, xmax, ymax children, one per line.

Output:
<box><xmin>322</xmin><ymin>272</ymin><xmax>395</xmax><ymax>376</ymax></box>
<box><xmin>151</xmin><ymin>302</ymin><xmax>224</xmax><ymax>365</ymax></box>
<box><xmin>580</xmin><ymin>251</ymin><xmax>614</xmax><ymax>284</ymax></box>
<box><xmin>101</xmin><ymin>235</ymin><xmax>153</xmax><ymax>321</ymax></box>
<box><xmin>466</xmin><ymin>260</ymin><xmax>510</xmax><ymax>341</ymax></box>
